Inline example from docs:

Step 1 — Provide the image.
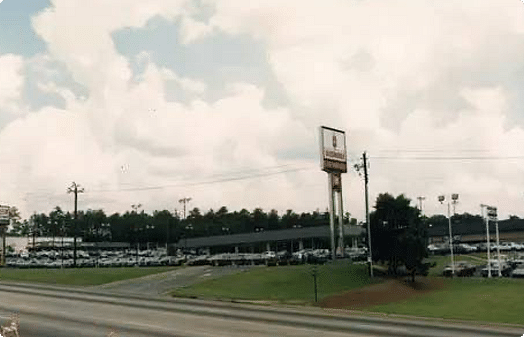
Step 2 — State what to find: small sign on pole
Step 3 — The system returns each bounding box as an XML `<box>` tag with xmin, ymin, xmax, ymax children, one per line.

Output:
<box><xmin>0</xmin><ymin>205</ymin><xmax>9</xmax><ymax>225</ymax></box>
<box><xmin>487</xmin><ymin>206</ymin><xmax>497</xmax><ymax>220</ymax></box>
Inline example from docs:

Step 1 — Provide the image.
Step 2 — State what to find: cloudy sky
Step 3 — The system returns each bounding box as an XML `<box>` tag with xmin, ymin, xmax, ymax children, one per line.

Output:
<box><xmin>1</xmin><ymin>0</ymin><xmax>524</xmax><ymax>220</ymax></box>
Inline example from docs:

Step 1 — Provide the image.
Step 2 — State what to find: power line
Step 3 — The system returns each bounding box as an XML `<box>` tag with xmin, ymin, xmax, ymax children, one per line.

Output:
<box><xmin>372</xmin><ymin>149</ymin><xmax>494</xmax><ymax>153</ymax></box>
<box><xmin>88</xmin><ymin>166</ymin><xmax>314</xmax><ymax>193</ymax></box>
<box><xmin>371</xmin><ymin>155</ymin><xmax>524</xmax><ymax>161</ymax></box>
<box><xmin>23</xmin><ymin>165</ymin><xmax>316</xmax><ymax>199</ymax></box>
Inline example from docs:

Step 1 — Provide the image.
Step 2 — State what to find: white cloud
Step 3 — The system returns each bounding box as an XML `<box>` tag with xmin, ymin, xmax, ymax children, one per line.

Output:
<box><xmin>160</xmin><ymin>67</ymin><xmax>207</xmax><ymax>93</ymax></box>
<box><xmin>0</xmin><ymin>54</ymin><xmax>24</xmax><ymax>111</ymax></box>
<box><xmin>2</xmin><ymin>0</ymin><xmax>524</xmax><ymax>221</ymax></box>
<box><xmin>203</xmin><ymin>0</ymin><xmax>524</xmax><ymax>218</ymax></box>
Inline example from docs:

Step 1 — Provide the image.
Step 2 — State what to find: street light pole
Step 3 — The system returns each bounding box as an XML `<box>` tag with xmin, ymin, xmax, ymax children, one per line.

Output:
<box><xmin>179</xmin><ymin>198</ymin><xmax>191</xmax><ymax>219</ymax></box>
<box><xmin>447</xmin><ymin>202</ymin><xmax>455</xmax><ymax>277</ymax></box>
<box><xmin>485</xmin><ymin>206</ymin><xmax>500</xmax><ymax>277</ymax></box>
<box><xmin>439</xmin><ymin>194</ymin><xmax>457</xmax><ymax>277</ymax></box>
<box><xmin>481</xmin><ymin>204</ymin><xmax>491</xmax><ymax>278</ymax></box>
<box><xmin>495</xmin><ymin>218</ymin><xmax>502</xmax><ymax>277</ymax></box>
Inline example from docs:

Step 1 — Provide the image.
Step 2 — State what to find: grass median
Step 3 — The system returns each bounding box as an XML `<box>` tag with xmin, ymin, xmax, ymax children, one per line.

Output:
<box><xmin>0</xmin><ymin>266</ymin><xmax>178</xmax><ymax>286</ymax></box>
<box><xmin>367</xmin><ymin>277</ymin><xmax>524</xmax><ymax>325</ymax></box>
<box><xmin>171</xmin><ymin>261</ymin><xmax>373</xmax><ymax>304</ymax></box>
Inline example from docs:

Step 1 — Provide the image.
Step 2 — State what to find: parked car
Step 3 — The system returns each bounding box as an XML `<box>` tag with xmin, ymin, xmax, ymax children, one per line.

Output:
<box><xmin>511</xmin><ymin>266</ymin><xmax>524</xmax><ymax>278</ymax></box>
<box><xmin>481</xmin><ymin>261</ymin><xmax>512</xmax><ymax>277</ymax></box>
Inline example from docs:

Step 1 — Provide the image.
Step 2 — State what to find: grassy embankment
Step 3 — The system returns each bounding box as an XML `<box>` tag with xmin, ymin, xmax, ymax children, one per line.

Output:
<box><xmin>172</xmin><ymin>260</ymin><xmax>524</xmax><ymax>325</ymax></box>
<box><xmin>172</xmin><ymin>261</ymin><xmax>372</xmax><ymax>304</ymax></box>
<box><xmin>0</xmin><ymin>266</ymin><xmax>178</xmax><ymax>286</ymax></box>
<box><xmin>369</xmin><ymin>277</ymin><xmax>524</xmax><ymax>325</ymax></box>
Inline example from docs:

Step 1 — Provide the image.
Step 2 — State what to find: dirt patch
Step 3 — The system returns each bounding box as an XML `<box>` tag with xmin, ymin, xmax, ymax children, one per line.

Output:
<box><xmin>319</xmin><ymin>277</ymin><xmax>448</xmax><ymax>309</ymax></box>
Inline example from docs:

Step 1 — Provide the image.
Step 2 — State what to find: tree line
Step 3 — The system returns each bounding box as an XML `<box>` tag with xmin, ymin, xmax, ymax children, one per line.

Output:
<box><xmin>8</xmin><ymin>206</ymin><xmax>358</xmax><ymax>245</ymax></box>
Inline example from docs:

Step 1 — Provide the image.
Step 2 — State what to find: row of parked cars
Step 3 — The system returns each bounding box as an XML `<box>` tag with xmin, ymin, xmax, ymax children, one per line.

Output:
<box><xmin>442</xmin><ymin>254</ymin><xmax>524</xmax><ymax>278</ymax></box>
<box><xmin>185</xmin><ymin>249</ymin><xmax>330</xmax><ymax>267</ymax></box>
<box><xmin>185</xmin><ymin>247</ymin><xmax>368</xmax><ymax>267</ymax></box>
<box><xmin>429</xmin><ymin>241</ymin><xmax>524</xmax><ymax>255</ymax></box>
<box><xmin>5</xmin><ymin>245</ymin><xmax>369</xmax><ymax>269</ymax></box>
<box><xmin>5</xmin><ymin>248</ymin><xmax>187</xmax><ymax>268</ymax></box>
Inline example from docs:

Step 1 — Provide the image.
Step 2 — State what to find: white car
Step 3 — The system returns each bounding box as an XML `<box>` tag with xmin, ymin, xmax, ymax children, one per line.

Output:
<box><xmin>265</xmin><ymin>251</ymin><xmax>276</xmax><ymax>259</ymax></box>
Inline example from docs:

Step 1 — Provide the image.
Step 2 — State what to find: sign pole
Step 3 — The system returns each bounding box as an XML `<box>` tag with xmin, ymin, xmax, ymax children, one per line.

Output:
<box><xmin>1</xmin><ymin>226</ymin><xmax>6</xmax><ymax>266</ymax></box>
<box><xmin>337</xmin><ymin>192</ymin><xmax>344</xmax><ymax>256</ymax></box>
<box><xmin>328</xmin><ymin>173</ymin><xmax>336</xmax><ymax>261</ymax></box>
<box><xmin>336</xmin><ymin>174</ymin><xmax>344</xmax><ymax>257</ymax></box>
<box><xmin>320</xmin><ymin>126</ymin><xmax>347</xmax><ymax>262</ymax></box>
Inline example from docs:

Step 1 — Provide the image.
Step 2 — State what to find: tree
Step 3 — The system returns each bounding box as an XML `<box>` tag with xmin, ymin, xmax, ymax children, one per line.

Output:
<box><xmin>7</xmin><ymin>206</ymin><xmax>21</xmax><ymax>234</ymax></box>
<box><xmin>252</xmin><ymin>208</ymin><xmax>267</xmax><ymax>231</ymax></box>
<box><xmin>281</xmin><ymin>210</ymin><xmax>299</xmax><ymax>229</ymax></box>
<box><xmin>10</xmin><ymin>219</ymin><xmax>31</xmax><ymax>237</ymax></box>
<box><xmin>370</xmin><ymin>193</ymin><xmax>428</xmax><ymax>281</ymax></box>
<box><xmin>238</xmin><ymin>209</ymin><xmax>252</xmax><ymax>233</ymax></box>
<box><xmin>268</xmin><ymin>209</ymin><xmax>280</xmax><ymax>230</ymax></box>
<box><xmin>49</xmin><ymin>206</ymin><xmax>65</xmax><ymax>247</ymax></box>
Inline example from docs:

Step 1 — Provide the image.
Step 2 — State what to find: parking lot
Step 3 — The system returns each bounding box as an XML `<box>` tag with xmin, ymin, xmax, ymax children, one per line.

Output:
<box><xmin>429</xmin><ymin>241</ymin><xmax>524</xmax><ymax>278</ymax></box>
<box><xmin>4</xmin><ymin>247</ymin><xmax>181</xmax><ymax>268</ymax></box>
<box><xmin>3</xmin><ymin>247</ymin><xmax>368</xmax><ymax>269</ymax></box>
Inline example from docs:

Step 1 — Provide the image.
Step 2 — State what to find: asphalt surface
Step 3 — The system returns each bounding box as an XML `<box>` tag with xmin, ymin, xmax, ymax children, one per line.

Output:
<box><xmin>0</xmin><ymin>282</ymin><xmax>523</xmax><ymax>337</ymax></box>
<box><xmin>89</xmin><ymin>265</ymin><xmax>257</xmax><ymax>297</ymax></box>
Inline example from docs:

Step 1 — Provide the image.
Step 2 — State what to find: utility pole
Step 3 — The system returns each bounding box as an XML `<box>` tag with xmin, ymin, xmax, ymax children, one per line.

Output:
<box><xmin>67</xmin><ymin>182</ymin><xmax>84</xmax><ymax>268</ymax></box>
<box><xmin>354</xmin><ymin>152</ymin><xmax>372</xmax><ymax>277</ymax></box>
<box><xmin>360</xmin><ymin>152</ymin><xmax>373</xmax><ymax>278</ymax></box>
<box><xmin>179</xmin><ymin>198</ymin><xmax>192</xmax><ymax>219</ymax></box>
<box><xmin>32</xmin><ymin>212</ymin><xmax>36</xmax><ymax>249</ymax></box>
<box><xmin>131</xmin><ymin>204</ymin><xmax>142</xmax><ymax>262</ymax></box>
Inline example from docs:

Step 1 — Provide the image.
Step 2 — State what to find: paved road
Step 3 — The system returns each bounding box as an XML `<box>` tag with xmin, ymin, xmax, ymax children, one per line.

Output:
<box><xmin>90</xmin><ymin>265</ymin><xmax>256</xmax><ymax>297</ymax></box>
<box><xmin>0</xmin><ymin>283</ymin><xmax>522</xmax><ymax>337</ymax></box>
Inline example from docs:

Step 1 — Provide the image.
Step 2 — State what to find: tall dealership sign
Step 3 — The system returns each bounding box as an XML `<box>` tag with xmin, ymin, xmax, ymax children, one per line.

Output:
<box><xmin>320</xmin><ymin>126</ymin><xmax>347</xmax><ymax>260</ymax></box>
<box><xmin>0</xmin><ymin>205</ymin><xmax>9</xmax><ymax>266</ymax></box>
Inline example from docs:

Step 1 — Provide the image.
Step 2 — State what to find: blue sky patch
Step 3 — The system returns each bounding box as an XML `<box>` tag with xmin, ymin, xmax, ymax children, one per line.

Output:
<box><xmin>0</xmin><ymin>0</ymin><xmax>49</xmax><ymax>57</ymax></box>
<box><xmin>113</xmin><ymin>16</ymin><xmax>288</xmax><ymax>108</ymax></box>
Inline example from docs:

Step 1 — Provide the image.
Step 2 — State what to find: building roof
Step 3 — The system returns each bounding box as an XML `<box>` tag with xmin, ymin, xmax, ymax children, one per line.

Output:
<box><xmin>428</xmin><ymin>218</ymin><xmax>524</xmax><ymax>237</ymax></box>
<box><xmin>177</xmin><ymin>225</ymin><xmax>364</xmax><ymax>248</ymax></box>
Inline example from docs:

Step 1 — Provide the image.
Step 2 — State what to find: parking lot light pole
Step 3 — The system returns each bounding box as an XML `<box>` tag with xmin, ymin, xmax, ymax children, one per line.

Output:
<box><xmin>439</xmin><ymin>195</ymin><xmax>457</xmax><ymax>277</ymax></box>
<box><xmin>485</xmin><ymin>206</ymin><xmax>500</xmax><ymax>277</ymax></box>
<box><xmin>481</xmin><ymin>204</ymin><xmax>491</xmax><ymax>278</ymax></box>
<box><xmin>495</xmin><ymin>215</ymin><xmax>502</xmax><ymax>277</ymax></box>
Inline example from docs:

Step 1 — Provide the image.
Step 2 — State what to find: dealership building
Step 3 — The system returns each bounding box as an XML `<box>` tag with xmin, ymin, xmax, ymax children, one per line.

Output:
<box><xmin>175</xmin><ymin>225</ymin><xmax>365</xmax><ymax>254</ymax></box>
